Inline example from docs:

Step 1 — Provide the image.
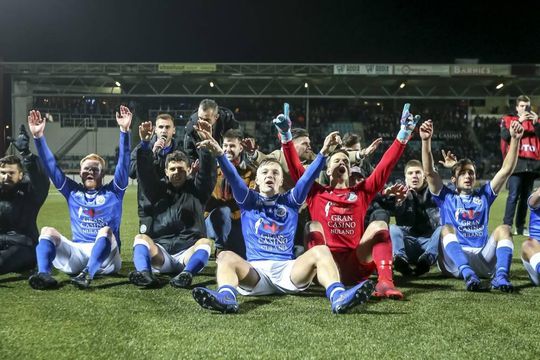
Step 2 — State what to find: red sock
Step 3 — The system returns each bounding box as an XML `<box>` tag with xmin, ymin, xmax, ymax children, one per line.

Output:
<box><xmin>371</xmin><ymin>230</ymin><xmax>394</xmax><ymax>282</ymax></box>
<box><xmin>306</xmin><ymin>231</ymin><xmax>326</xmax><ymax>250</ymax></box>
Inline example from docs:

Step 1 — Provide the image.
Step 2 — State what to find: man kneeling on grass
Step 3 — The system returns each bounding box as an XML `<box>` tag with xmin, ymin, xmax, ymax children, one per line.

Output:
<box><xmin>192</xmin><ymin>129</ymin><xmax>374</xmax><ymax>314</ymax></box>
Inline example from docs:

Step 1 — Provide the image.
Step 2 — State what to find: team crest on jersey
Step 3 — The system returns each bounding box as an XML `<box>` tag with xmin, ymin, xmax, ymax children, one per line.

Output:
<box><xmin>275</xmin><ymin>205</ymin><xmax>287</xmax><ymax>218</ymax></box>
<box><xmin>96</xmin><ymin>195</ymin><xmax>105</xmax><ymax>205</ymax></box>
<box><xmin>472</xmin><ymin>197</ymin><xmax>482</xmax><ymax>205</ymax></box>
<box><xmin>347</xmin><ymin>192</ymin><xmax>358</xmax><ymax>202</ymax></box>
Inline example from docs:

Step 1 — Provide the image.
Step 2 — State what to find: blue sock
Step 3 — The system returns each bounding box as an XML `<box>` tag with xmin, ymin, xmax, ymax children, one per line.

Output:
<box><xmin>184</xmin><ymin>246</ymin><xmax>210</xmax><ymax>274</ymax></box>
<box><xmin>443</xmin><ymin>235</ymin><xmax>475</xmax><ymax>280</ymax></box>
<box><xmin>133</xmin><ymin>244</ymin><xmax>151</xmax><ymax>272</ymax></box>
<box><xmin>87</xmin><ymin>236</ymin><xmax>111</xmax><ymax>278</ymax></box>
<box><xmin>218</xmin><ymin>285</ymin><xmax>238</xmax><ymax>300</ymax></box>
<box><xmin>326</xmin><ymin>282</ymin><xmax>345</xmax><ymax>302</ymax></box>
<box><xmin>36</xmin><ymin>238</ymin><xmax>56</xmax><ymax>274</ymax></box>
<box><xmin>495</xmin><ymin>241</ymin><xmax>513</xmax><ymax>277</ymax></box>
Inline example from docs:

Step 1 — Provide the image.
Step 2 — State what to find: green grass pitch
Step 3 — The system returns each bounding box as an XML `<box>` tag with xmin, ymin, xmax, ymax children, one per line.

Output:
<box><xmin>1</xmin><ymin>186</ymin><xmax>540</xmax><ymax>359</ymax></box>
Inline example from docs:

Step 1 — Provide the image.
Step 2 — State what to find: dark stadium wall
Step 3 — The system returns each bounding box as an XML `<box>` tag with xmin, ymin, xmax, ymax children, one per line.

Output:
<box><xmin>0</xmin><ymin>66</ymin><xmax>9</xmax><ymax>155</ymax></box>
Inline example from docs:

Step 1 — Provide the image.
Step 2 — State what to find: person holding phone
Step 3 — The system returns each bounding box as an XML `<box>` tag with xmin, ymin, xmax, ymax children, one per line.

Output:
<box><xmin>500</xmin><ymin>95</ymin><xmax>540</xmax><ymax>236</ymax></box>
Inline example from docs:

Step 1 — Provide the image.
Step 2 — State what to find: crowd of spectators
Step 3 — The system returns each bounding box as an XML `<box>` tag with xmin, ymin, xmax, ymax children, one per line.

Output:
<box><xmin>32</xmin><ymin>97</ymin><xmax>505</xmax><ymax>179</ymax></box>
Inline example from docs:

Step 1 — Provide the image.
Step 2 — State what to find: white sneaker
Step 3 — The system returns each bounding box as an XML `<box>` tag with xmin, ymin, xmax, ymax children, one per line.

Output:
<box><xmin>512</xmin><ymin>228</ymin><xmax>529</xmax><ymax>236</ymax></box>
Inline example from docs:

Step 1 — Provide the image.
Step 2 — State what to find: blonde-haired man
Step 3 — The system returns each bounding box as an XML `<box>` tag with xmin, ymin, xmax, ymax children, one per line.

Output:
<box><xmin>27</xmin><ymin>106</ymin><xmax>132</xmax><ymax>290</ymax></box>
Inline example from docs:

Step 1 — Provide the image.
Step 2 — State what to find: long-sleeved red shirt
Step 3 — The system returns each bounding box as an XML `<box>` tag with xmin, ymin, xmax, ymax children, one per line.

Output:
<box><xmin>283</xmin><ymin>140</ymin><xmax>406</xmax><ymax>251</ymax></box>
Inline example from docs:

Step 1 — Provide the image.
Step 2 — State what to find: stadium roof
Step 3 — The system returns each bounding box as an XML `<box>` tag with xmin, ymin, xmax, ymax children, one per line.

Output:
<box><xmin>3</xmin><ymin>62</ymin><xmax>540</xmax><ymax>99</ymax></box>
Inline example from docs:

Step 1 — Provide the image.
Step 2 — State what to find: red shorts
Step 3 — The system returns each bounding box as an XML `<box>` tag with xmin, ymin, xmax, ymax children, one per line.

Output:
<box><xmin>331</xmin><ymin>250</ymin><xmax>376</xmax><ymax>286</ymax></box>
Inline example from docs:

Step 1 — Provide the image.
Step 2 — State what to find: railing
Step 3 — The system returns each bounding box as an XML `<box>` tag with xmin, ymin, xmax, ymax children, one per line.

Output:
<box><xmin>59</xmin><ymin>114</ymin><xmax>115</xmax><ymax>128</ymax></box>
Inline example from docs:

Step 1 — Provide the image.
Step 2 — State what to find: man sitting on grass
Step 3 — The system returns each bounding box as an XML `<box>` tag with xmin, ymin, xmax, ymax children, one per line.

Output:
<box><xmin>27</xmin><ymin>106</ymin><xmax>132</xmax><ymax>290</ymax></box>
<box><xmin>128</xmin><ymin>120</ymin><xmax>216</xmax><ymax>289</ymax></box>
<box><xmin>420</xmin><ymin>119</ymin><xmax>522</xmax><ymax>292</ymax></box>
<box><xmin>281</xmin><ymin>103</ymin><xmax>419</xmax><ymax>300</ymax></box>
<box><xmin>192</xmin><ymin>129</ymin><xmax>374</xmax><ymax>314</ymax></box>
<box><xmin>520</xmin><ymin>187</ymin><xmax>540</xmax><ymax>285</ymax></box>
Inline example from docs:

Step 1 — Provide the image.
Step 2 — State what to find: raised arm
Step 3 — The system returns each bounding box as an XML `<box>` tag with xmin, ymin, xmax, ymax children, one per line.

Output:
<box><xmin>491</xmin><ymin>121</ymin><xmax>524</xmax><ymax>194</ymax></box>
<box><xmin>7</xmin><ymin>123</ymin><xmax>50</xmax><ymax>203</ymax></box>
<box><xmin>363</xmin><ymin>104</ymin><xmax>419</xmax><ymax>193</ymax></box>
<box><xmin>136</xmin><ymin>121</ymin><xmax>166</xmax><ymax>203</ymax></box>
<box><xmin>113</xmin><ymin>105</ymin><xmax>132</xmax><ymax>191</ymax></box>
<box><xmin>23</xmin><ymin>153</ymin><xmax>50</xmax><ymax>205</ymax></box>
<box><xmin>129</xmin><ymin>143</ymin><xmax>139</xmax><ymax>179</ymax></box>
<box><xmin>28</xmin><ymin>110</ymin><xmax>73</xmax><ymax>195</ymax></box>
<box><xmin>193</xmin><ymin>146</ymin><xmax>217</xmax><ymax>204</ymax></box>
<box><xmin>528</xmin><ymin>187</ymin><xmax>540</xmax><ymax>209</ymax></box>
<box><xmin>275</xmin><ymin>103</ymin><xmax>305</xmax><ymax>182</ymax></box>
<box><xmin>349</xmin><ymin>137</ymin><xmax>383</xmax><ymax>163</ymax></box>
<box><xmin>197</xmin><ymin>129</ymin><xmax>249</xmax><ymax>204</ymax></box>
<box><xmin>420</xmin><ymin>120</ymin><xmax>443</xmax><ymax>195</ymax></box>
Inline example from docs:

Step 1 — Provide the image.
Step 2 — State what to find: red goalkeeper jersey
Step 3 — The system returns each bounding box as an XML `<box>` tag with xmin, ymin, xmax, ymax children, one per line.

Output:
<box><xmin>283</xmin><ymin>140</ymin><xmax>406</xmax><ymax>251</ymax></box>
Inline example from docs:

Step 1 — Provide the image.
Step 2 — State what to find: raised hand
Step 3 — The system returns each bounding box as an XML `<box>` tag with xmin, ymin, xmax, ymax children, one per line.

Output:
<box><xmin>241</xmin><ymin>137</ymin><xmax>257</xmax><ymax>156</ymax></box>
<box><xmin>27</xmin><ymin>110</ymin><xmax>46</xmax><ymax>138</ymax></box>
<box><xmin>360</xmin><ymin>137</ymin><xmax>383</xmax><ymax>157</ymax></box>
<box><xmin>528</xmin><ymin>110</ymin><xmax>539</xmax><ymax>124</ymax></box>
<box><xmin>195</xmin><ymin>119</ymin><xmax>212</xmax><ymax>140</ymax></box>
<box><xmin>152</xmin><ymin>136</ymin><xmax>166</xmax><ymax>154</ymax></box>
<box><xmin>138</xmin><ymin>121</ymin><xmax>154</xmax><ymax>141</ymax></box>
<box><xmin>116</xmin><ymin>105</ymin><xmax>132</xmax><ymax>132</ymax></box>
<box><xmin>7</xmin><ymin>124</ymin><xmax>30</xmax><ymax>155</ymax></box>
<box><xmin>321</xmin><ymin>131</ymin><xmax>342</xmax><ymax>156</ymax></box>
<box><xmin>438</xmin><ymin>149</ymin><xmax>457</xmax><ymax>168</ymax></box>
<box><xmin>384</xmin><ymin>183</ymin><xmax>408</xmax><ymax>204</ymax></box>
<box><xmin>191</xmin><ymin>159</ymin><xmax>200</xmax><ymax>174</ymax></box>
<box><xmin>397</xmin><ymin>103</ymin><xmax>421</xmax><ymax>143</ymax></box>
<box><xmin>196</xmin><ymin>129</ymin><xmax>224</xmax><ymax>156</ymax></box>
<box><xmin>419</xmin><ymin>120</ymin><xmax>433</xmax><ymax>141</ymax></box>
<box><xmin>510</xmin><ymin>120</ymin><xmax>524</xmax><ymax>140</ymax></box>
<box><xmin>272</xmin><ymin>102</ymin><xmax>292</xmax><ymax>142</ymax></box>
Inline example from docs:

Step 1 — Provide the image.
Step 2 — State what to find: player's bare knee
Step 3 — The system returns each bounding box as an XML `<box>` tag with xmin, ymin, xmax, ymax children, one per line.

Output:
<box><xmin>441</xmin><ymin>225</ymin><xmax>456</xmax><ymax>237</ymax></box>
<box><xmin>133</xmin><ymin>234</ymin><xmax>154</xmax><ymax>247</ymax></box>
<box><xmin>216</xmin><ymin>250</ymin><xmax>239</xmax><ymax>266</ymax></box>
<box><xmin>493</xmin><ymin>224</ymin><xmax>512</xmax><ymax>239</ymax></box>
<box><xmin>367</xmin><ymin>220</ymin><xmax>387</xmax><ymax>233</ymax></box>
<box><xmin>522</xmin><ymin>239</ymin><xmax>540</xmax><ymax>259</ymax></box>
<box><xmin>309</xmin><ymin>244</ymin><xmax>332</xmax><ymax>260</ymax></box>
<box><xmin>40</xmin><ymin>227</ymin><xmax>61</xmax><ymax>245</ymax></box>
<box><xmin>195</xmin><ymin>237</ymin><xmax>213</xmax><ymax>247</ymax></box>
<box><xmin>305</xmin><ymin>221</ymin><xmax>324</xmax><ymax>234</ymax></box>
<box><xmin>97</xmin><ymin>226</ymin><xmax>113</xmax><ymax>239</ymax></box>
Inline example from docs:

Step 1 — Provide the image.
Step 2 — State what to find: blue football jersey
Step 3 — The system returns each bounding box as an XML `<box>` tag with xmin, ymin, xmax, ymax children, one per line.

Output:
<box><xmin>239</xmin><ymin>190</ymin><xmax>302</xmax><ymax>261</ymax></box>
<box><xmin>432</xmin><ymin>182</ymin><xmax>497</xmax><ymax>248</ymax></box>
<box><xmin>35</xmin><ymin>131</ymin><xmax>130</xmax><ymax>247</ymax></box>
<box><xmin>216</xmin><ymin>151</ymin><xmax>325</xmax><ymax>262</ymax></box>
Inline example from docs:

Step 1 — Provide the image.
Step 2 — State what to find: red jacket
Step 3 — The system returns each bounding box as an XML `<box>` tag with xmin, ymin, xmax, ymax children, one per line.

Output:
<box><xmin>282</xmin><ymin>140</ymin><xmax>406</xmax><ymax>251</ymax></box>
<box><xmin>500</xmin><ymin>114</ymin><xmax>540</xmax><ymax>161</ymax></box>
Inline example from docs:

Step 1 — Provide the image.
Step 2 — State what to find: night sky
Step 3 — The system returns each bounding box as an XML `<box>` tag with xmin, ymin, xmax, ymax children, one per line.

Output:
<box><xmin>0</xmin><ymin>0</ymin><xmax>539</xmax><ymax>64</ymax></box>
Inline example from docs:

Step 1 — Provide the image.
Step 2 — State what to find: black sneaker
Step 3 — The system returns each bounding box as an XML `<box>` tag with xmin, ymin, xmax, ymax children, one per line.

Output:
<box><xmin>170</xmin><ymin>271</ymin><xmax>193</xmax><ymax>288</ymax></box>
<box><xmin>192</xmin><ymin>287</ymin><xmax>239</xmax><ymax>314</ymax></box>
<box><xmin>129</xmin><ymin>270</ymin><xmax>159</xmax><ymax>288</ymax></box>
<box><xmin>71</xmin><ymin>270</ymin><xmax>92</xmax><ymax>289</ymax></box>
<box><xmin>414</xmin><ymin>253</ymin><xmax>435</xmax><ymax>276</ymax></box>
<box><xmin>393</xmin><ymin>255</ymin><xmax>413</xmax><ymax>276</ymax></box>
<box><xmin>28</xmin><ymin>272</ymin><xmax>58</xmax><ymax>290</ymax></box>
